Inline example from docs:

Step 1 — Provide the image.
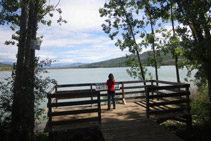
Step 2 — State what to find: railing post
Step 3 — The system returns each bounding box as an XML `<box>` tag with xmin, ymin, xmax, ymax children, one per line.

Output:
<box><xmin>151</xmin><ymin>80</ymin><xmax>154</xmax><ymax>95</ymax></box>
<box><xmin>146</xmin><ymin>87</ymin><xmax>150</xmax><ymax>119</ymax></box>
<box><xmin>55</xmin><ymin>85</ymin><xmax>58</xmax><ymax>93</ymax></box>
<box><xmin>91</xmin><ymin>84</ymin><xmax>94</xmax><ymax>107</ymax></box>
<box><xmin>121</xmin><ymin>82</ymin><xmax>126</xmax><ymax>104</ymax></box>
<box><xmin>55</xmin><ymin>85</ymin><xmax>58</xmax><ymax>105</ymax></box>
<box><xmin>97</xmin><ymin>91</ymin><xmax>101</xmax><ymax>126</ymax></box>
<box><xmin>186</xmin><ymin>85</ymin><xmax>192</xmax><ymax>129</ymax></box>
<box><xmin>47</xmin><ymin>93</ymin><xmax>53</xmax><ymax>138</ymax></box>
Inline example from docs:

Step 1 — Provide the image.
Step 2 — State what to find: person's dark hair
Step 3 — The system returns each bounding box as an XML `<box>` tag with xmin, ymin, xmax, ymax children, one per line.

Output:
<box><xmin>108</xmin><ymin>73</ymin><xmax>114</xmax><ymax>80</ymax></box>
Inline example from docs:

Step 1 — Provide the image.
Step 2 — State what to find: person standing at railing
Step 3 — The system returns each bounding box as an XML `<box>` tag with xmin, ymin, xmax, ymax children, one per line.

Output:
<box><xmin>106</xmin><ymin>73</ymin><xmax>116</xmax><ymax>110</ymax></box>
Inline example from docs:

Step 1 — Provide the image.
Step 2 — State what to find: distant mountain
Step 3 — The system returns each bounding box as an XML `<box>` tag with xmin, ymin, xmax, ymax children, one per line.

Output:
<box><xmin>76</xmin><ymin>51</ymin><xmax>184</xmax><ymax>68</ymax></box>
<box><xmin>49</xmin><ymin>62</ymin><xmax>87</xmax><ymax>68</ymax></box>
<box><xmin>0</xmin><ymin>51</ymin><xmax>184</xmax><ymax>70</ymax></box>
<box><xmin>1</xmin><ymin>61</ymin><xmax>14</xmax><ymax>65</ymax></box>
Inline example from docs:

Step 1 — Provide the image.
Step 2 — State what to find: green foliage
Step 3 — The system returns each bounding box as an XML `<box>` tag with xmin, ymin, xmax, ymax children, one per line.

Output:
<box><xmin>100</xmin><ymin>0</ymin><xmax>148</xmax><ymax>80</ymax></box>
<box><xmin>34</xmin><ymin>132</ymin><xmax>49</xmax><ymax>141</ymax></box>
<box><xmin>0</xmin><ymin>59</ymin><xmax>57</xmax><ymax>136</ymax></box>
<box><xmin>161</xmin><ymin>85</ymin><xmax>211</xmax><ymax>140</ymax></box>
<box><xmin>100</xmin><ymin>0</ymin><xmax>211</xmax><ymax>89</ymax></box>
<box><xmin>191</xmin><ymin>85</ymin><xmax>211</xmax><ymax>126</ymax></box>
<box><xmin>0</xmin><ymin>0</ymin><xmax>67</xmax><ymax>47</ymax></box>
<box><xmin>0</xmin><ymin>77</ymin><xmax>13</xmax><ymax>129</ymax></box>
<box><xmin>0</xmin><ymin>0</ymin><xmax>66</xmax><ymax>139</ymax></box>
<box><xmin>33</xmin><ymin>58</ymin><xmax>57</xmax><ymax>120</ymax></box>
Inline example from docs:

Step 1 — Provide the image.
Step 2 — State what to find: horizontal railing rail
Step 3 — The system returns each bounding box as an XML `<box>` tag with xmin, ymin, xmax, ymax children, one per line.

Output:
<box><xmin>145</xmin><ymin>83</ymin><xmax>192</xmax><ymax>127</ymax></box>
<box><xmin>51</xmin><ymin>80</ymin><xmax>153</xmax><ymax>105</ymax></box>
<box><xmin>47</xmin><ymin>80</ymin><xmax>192</xmax><ymax>130</ymax></box>
<box><xmin>48</xmin><ymin>80</ymin><xmax>191</xmax><ymax>105</ymax></box>
<box><xmin>47</xmin><ymin>90</ymin><xmax>101</xmax><ymax>132</ymax></box>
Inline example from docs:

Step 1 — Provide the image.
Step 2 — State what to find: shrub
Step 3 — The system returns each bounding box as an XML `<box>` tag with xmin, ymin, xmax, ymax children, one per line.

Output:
<box><xmin>191</xmin><ymin>85</ymin><xmax>211</xmax><ymax>126</ymax></box>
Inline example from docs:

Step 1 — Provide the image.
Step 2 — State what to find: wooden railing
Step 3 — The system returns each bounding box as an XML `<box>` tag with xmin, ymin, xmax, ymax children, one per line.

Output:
<box><xmin>47</xmin><ymin>80</ymin><xmax>192</xmax><ymax>131</ymax></box>
<box><xmin>54</xmin><ymin>80</ymin><xmax>153</xmax><ymax>104</ymax></box>
<box><xmin>47</xmin><ymin>90</ymin><xmax>101</xmax><ymax>132</ymax></box>
<box><xmin>145</xmin><ymin>80</ymin><xmax>192</xmax><ymax>127</ymax></box>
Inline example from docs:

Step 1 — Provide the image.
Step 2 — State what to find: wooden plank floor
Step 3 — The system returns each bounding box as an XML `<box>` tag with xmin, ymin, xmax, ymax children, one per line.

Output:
<box><xmin>100</xmin><ymin>102</ymin><xmax>182</xmax><ymax>141</ymax></box>
<box><xmin>51</xmin><ymin>102</ymin><xmax>182</xmax><ymax>141</ymax></box>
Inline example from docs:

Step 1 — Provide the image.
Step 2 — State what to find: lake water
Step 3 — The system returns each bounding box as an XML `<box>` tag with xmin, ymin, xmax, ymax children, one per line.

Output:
<box><xmin>0</xmin><ymin>65</ymin><xmax>196</xmax><ymax>85</ymax></box>
<box><xmin>0</xmin><ymin>66</ymin><xmax>196</xmax><ymax>109</ymax></box>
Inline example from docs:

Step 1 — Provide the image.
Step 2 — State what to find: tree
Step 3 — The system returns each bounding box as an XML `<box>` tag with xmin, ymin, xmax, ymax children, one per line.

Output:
<box><xmin>145</xmin><ymin>0</ymin><xmax>182</xmax><ymax>83</ymax></box>
<box><xmin>99</xmin><ymin>0</ymin><xmax>147</xmax><ymax>81</ymax></box>
<box><xmin>100</xmin><ymin>0</ymin><xmax>165</xmax><ymax>81</ymax></box>
<box><xmin>169</xmin><ymin>0</ymin><xmax>180</xmax><ymax>83</ymax></box>
<box><xmin>0</xmin><ymin>0</ymin><xmax>65</xmax><ymax>140</ymax></box>
<box><xmin>0</xmin><ymin>59</ymin><xmax>57</xmax><ymax>140</ymax></box>
<box><xmin>156</xmin><ymin>0</ymin><xmax>211</xmax><ymax>100</ymax></box>
<box><xmin>137</xmin><ymin>0</ymin><xmax>162</xmax><ymax>83</ymax></box>
<box><xmin>173</xmin><ymin>0</ymin><xmax>211</xmax><ymax>101</ymax></box>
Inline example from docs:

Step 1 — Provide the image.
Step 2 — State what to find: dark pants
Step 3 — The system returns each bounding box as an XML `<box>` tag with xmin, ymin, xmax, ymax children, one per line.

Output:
<box><xmin>108</xmin><ymin>91</ymin><xmax>116</xmax><ymax>109</ymax></box>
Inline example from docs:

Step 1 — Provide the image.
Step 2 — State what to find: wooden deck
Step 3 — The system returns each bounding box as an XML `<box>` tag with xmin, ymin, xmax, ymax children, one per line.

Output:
<box><xmin>46</xmin><ymin>80</ymin><xmax>191</xmax><ymax>140</ymax></box>
<box><xmin>51</xmin><ymin>103</ymin><xmax>182</xmax><ymax>141</ymax></box>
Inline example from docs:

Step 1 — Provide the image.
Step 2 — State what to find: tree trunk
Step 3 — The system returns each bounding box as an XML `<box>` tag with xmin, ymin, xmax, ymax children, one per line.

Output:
<box><xmin>136</xmin><ymin>49</ymin><xmax>145</xmax><ymax>81</ymax></box>
<box><xmin>175</xmin><ymin>55</ymin><xmax>180</xmax><ymax>83</ymax></box>
<box><xmin>12</xmin><ymin>1</ymin><xmax>28</xmax><ymax>140</ymax></box>
<box><xmin>207</xmin><ymin>57</ymin><xmax>211</xmax><ymax>102</ymax></box>
<box><xmin>171</xmin><ymin>0</ymin><xmax>180</xmax><ymax>83</ymax></box>
<box><xmin>23</xmin><ymin>1</ymin><xmax>39</xmax><ymax>139</ymax></box>
<box><xmin>120</xmin><ymin>2</ymin><xmax>146</xmax><ymax>82</ymax></box>
<box><xmin>22</xmin><ymin>1</ymin><xmax>37</xmax><ymax>139</ymax></box>
<box><xmin>12</xmin><ymin>0</ymin><xmax>39</xmax><ymax>140</ymax></box>
<box><xmin>208</xmin><ymin>72</ymin><xmax>211</xmax><ymax>102</ymax></box>
<box><xmin>149</xmin><ymin>13</ymin><xmax>158</xmax><ymax>85</ymax></box>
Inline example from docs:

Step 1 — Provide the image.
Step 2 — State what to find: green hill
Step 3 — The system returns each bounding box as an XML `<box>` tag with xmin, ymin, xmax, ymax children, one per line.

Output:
<box><xmin>77</xmin><ymin>51</ymin><xmax>184</xmax><ymax>68</ymax></box>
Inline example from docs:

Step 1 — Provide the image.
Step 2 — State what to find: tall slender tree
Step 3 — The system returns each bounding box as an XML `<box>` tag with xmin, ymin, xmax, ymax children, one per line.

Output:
<box><xmin>100</xmin><ymin>0</ymin><xmax>147</xmax><ymax>81</ymax></box>
<box><xmin>170</xmin><ymin>0</ymin><xmax>180</xmax><ymax>83</ymax></box>
<box><xmin>11</xmin><ymin>0</ymin><xmax>29</xmax><ymax>139</ymax></box>
<box><xmin>0</xmin><ymin>0</ymin><xmax>66</xmax><ymax>139</ymax></box>
<box><xmin>142</xmin><ymin>0</ymin><xmax>159</xmax><ymax>83</ymax></box>
<box><xmin>150</xmin><ymin>0</ymin><xmax>181</xmax><ymax>83</ymax></box>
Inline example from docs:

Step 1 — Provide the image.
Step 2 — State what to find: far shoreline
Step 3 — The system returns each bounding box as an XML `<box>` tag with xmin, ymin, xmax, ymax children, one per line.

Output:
<box><xmin>0</xmin><ymin>70</ymin><xmax>12</xmax><ymax>72</ymax></box>
<box><xmin>0</xmin><ymin>65</ymin><xmax>192</xmax><ymax>72</ymax></box>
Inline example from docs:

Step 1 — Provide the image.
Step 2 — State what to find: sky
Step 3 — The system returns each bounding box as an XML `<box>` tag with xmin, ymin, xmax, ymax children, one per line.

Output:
<box><xmin>0</xmin><ymin>0</ymin><xmax>153</xmax><ymax>64</ymax></box>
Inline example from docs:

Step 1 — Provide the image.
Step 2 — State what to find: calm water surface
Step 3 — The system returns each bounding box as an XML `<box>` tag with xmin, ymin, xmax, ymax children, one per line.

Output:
<box><xmin>0</xmin><ymin>66</ymin><xmax>195</xmax><ymax>84</ymax></box>
<box><xmin>0</xmin><ymin>66</ymin><xmax>196</xmax><ymax>109</ymax></box>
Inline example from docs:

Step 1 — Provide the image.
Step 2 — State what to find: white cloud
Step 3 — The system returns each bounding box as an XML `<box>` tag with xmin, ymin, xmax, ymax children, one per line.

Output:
<box><xmin>47</xmin><ymin>0</ymin><xmax>106</xmax><ymax>32</ymax></box>
<box><xmin>61</xmin><ymin>45</ymin><xmax>128</xmax><ymax>63</ymax></box>
<box><xmin>0</xmin><ymin>0</ymin><xmax>193</xmax><ymax>65</ymax></box>
<box><xmin>0</xmin><ymin>0</ymin><xmax>129</xmax><ymax>64</ymax></box>
<box><xmin>39</xmin><ymin>30</ymin><xmax>110</xmax><ymax>48</ymax></box>
<box><xmin>0</xmin><ymin>27</ymin><xmax>17</xmax><ymax>62</ymax></box>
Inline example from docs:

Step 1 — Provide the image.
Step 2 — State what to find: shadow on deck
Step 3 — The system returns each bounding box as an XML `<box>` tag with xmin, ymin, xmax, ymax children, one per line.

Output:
<box><xmin>100</xmin><ymin>103</ymin><xmax>182</xmax><ymax>141</ymax></box>
<box><xmin>48</xmin><ymin>103</ymin><xmax>182</xmax><ymax>141</ymax></box>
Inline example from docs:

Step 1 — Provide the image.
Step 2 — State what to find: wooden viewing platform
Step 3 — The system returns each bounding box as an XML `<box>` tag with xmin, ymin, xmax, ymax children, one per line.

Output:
<box><xmin>46</xmin><ymin>80</ymin><xmax>192</xmax><ymax>140</ymax></box>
